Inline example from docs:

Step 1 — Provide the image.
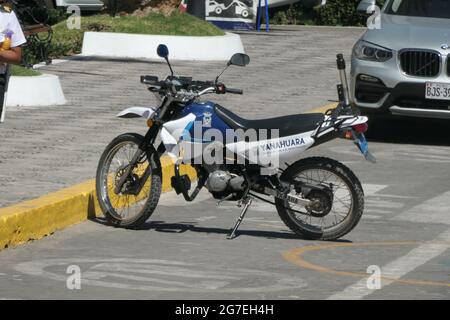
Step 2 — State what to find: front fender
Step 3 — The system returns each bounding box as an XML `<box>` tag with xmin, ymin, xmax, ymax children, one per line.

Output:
<box><xmin>117</xmin><ymin>107</ymin><xmax>156</xmax><ymax>119</ymax></box>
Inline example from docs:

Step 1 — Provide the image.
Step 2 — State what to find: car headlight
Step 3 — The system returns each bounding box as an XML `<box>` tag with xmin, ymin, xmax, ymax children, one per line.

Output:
<box><xmin>353</xmin><ymin>40</ymin><xmax>393</xmax><ymax>62</ymax></box>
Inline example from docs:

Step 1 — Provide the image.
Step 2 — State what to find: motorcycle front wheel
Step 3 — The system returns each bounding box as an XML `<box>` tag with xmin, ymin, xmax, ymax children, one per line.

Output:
<box><xmin>276</xmin><ymin>157</ymin><xmax>364</xmax><ymax>240</ymax></box>
<box><xmin>96</xmin><ymin>133</ymin><xmax>162</xmax><ymax>228</ymax></box>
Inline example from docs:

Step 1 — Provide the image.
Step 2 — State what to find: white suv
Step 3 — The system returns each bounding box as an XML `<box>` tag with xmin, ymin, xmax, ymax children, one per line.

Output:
<box><xmin>351</xmin><ymin>0</ymin><xmax>450</xmax><ymax>120</ymax></box>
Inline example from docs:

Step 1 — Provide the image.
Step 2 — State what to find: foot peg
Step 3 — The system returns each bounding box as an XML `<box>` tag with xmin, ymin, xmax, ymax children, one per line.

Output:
<box><xmin>227</xmin><ymin>197</ymin><xmax>253</xmax><ymax>240</ymax></box>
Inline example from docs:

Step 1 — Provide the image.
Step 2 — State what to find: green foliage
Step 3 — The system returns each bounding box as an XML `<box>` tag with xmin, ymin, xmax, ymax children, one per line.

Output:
<box><xmin>271</xmin><ymin>0</ymin><xmax>386</xmax><ymax>26</ymax></box>
<box><xmin>38</xmin><ymin>11</ymin><xmax>224</xmax><ymax>61</ymax></box>
<box><xmin>315</xmin><ymin>0</ymin><xmax>386</xmax><ymax>26</ymax></box>
<box><xmin>11</xmin><ymin>65</ymin><xmax>42</xmax><ymax>77</ymax></box>
<box><xmin>15</xmin><ymin>1</ymin><xmax>69</xmax><ymax>26</ymax></box>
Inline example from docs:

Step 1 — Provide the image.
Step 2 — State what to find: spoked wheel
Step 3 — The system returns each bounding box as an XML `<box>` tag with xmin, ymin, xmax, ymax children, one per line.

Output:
<box><xmin>96</xmin><ymin>133</ymin><xmax>162</xmax><ymax>228</ymax></box>
<box><xmin>276</xmin><ymin>157</ymin><xmax>364</xmax><ymax>240</ymax></box>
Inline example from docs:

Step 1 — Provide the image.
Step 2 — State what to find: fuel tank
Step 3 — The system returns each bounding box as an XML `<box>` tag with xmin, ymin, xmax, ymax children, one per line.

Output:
<box><xmin>177</xmin><ymin>101</ymin><xmax>231</xmax><ymax>143</ymax></box>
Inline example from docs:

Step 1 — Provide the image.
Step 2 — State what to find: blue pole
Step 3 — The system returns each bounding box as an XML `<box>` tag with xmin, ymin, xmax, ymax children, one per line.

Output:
<box><xmin>265</xmin><ymin>0</ymin><xmax>269</xmax><ymax>32</ymax></box>
<box><xmin>257</xmin><ymin>0</ymin><xmax>269</xmax><ymax>32</ymax></box>
<box><xmin>257</xmin><ymin>0</ymin><xmax>262</xmax><ymax>32</ymax></box>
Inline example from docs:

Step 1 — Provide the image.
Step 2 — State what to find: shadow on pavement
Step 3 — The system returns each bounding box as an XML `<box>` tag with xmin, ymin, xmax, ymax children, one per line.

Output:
<box><xmin>366</xmin><ymin>117</ymin><xmax>450</xmax><ymax>147</ymax></box>
<box><xmin>118</xmin><ymin>220</ymin><xmax>352</xmax><ymax>243</ymax></box>
<box><xmin>141</xmin><ymin>221</ymin><xmax>300</xmax><ymax>240</ymax></box>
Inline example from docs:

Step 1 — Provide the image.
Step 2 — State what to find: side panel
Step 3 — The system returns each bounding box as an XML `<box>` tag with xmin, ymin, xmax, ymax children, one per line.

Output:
<box><xmin>161</xmin><ymin>113</ymin><xmax>197</xmax><ymax>159</ymax></box>
<box><xmin>226</xmin><ymin>131</ymin><xmax>316</xmax><ymax>167</ymax></box>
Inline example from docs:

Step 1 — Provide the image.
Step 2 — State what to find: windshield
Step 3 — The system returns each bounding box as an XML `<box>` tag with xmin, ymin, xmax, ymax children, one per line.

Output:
<box><xmin>386</xmin><ymin>0</ymin><xmax>450</xmax><ymax>19</ymax></box>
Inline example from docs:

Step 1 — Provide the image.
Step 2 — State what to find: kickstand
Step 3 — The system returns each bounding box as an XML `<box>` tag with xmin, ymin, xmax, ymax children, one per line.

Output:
<box><xmin>227</xmin><ymin>196</ymin><xmax>253</xmax><ymax>240</ymax></box>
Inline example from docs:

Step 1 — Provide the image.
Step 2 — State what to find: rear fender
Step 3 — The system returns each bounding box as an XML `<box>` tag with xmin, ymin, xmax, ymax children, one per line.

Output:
<box><xmin>338</xmin><ymin>115</ymin><xmax>369</xmax><ymax>129</ymax></box>
<box><xmin>315</xmin><ymin>115</ymin><xmax>368</xmax><ymax>138</ymax></box>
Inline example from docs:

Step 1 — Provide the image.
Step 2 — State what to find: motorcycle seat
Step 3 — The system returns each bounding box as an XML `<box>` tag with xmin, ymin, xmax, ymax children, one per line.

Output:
<box><xmin>215</xmin><ymin>105</ymin><xmax>324</xmax><ymax>137</ymax></box>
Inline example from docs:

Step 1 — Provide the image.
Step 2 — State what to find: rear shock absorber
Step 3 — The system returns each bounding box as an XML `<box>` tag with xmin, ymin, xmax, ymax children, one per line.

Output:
<box><xmin>336</xmin><ymin>54</ymin><xmax>352</xmax><ymax>109</ymax></box>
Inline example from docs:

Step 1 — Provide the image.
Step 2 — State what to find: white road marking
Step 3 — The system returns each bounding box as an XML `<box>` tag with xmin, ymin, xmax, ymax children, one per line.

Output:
<box><xmin>393</xmin><ymin>191</ymin><xmax>450</xmax><ymax>225</ymax></box>
<box><xmin>365</xmin><ymin>209</ymin><xmax>393</xmax><ymax>214</ymax></box>
<box><xmin>327</xmin><ymin>228</ymin><xmax>450</xmax><ymax>300</ymax></box>
<box><xmin>363</xmin><ymin>184</ymin><xmax>388</xmax><ymax>196</ymax></box>
<box><xmin>361</xmin><ymin>214</ymin><xmax>382</xmax><ymax>220</ymax></box>
<box><xmin>372</xmin><ymin>194</ymin><xmax>415</xmax><ymax>199</ymax></box>
<box><xmin>366</xmin><ymin>199</ymin><xmax>405</xmax><ymax>209</ymax></box>
<box><xmin>15</xmin><ymin>258</ymin><xmax>307</xmax><ymax>293</ymax></box>
<box><xmin>327</xmin><ymin>198</ymin><xmax>450</xmax><ymax>301</ymax></box>
<box><xmin>195</xmin><ymin>216</ymin><xmax>217</xmax><ymax>222</ymax></box>
<box><xmin>362</xmin><ymin>184</ymin><xmax>405</xmax><ymax>217</ymax></box>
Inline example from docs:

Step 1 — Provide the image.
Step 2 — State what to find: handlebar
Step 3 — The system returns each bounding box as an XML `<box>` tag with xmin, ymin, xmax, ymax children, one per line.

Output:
<box><xmin>141</xmin><ymin>75</ymin><xmax>243</xmax><ymax>98</ymax></box>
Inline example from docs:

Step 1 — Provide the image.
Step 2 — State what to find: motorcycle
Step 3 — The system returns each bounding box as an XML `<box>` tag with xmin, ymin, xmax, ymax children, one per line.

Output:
<box><xmin>96</xmin><ymin>44</ymin><xmax>376</xmax><ymax>240</ymax></box>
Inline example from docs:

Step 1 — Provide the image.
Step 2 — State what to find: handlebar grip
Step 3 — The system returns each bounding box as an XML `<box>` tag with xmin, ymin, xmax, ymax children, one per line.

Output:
<box><xmin>226</xmin><ymin>88</ymin><xmax>243</xmax><ymax>95</ymax></box>
<box><xmin>141</xmin><ymin>75</ymin><xmax>159</xmax><ymax>85</ymax></box>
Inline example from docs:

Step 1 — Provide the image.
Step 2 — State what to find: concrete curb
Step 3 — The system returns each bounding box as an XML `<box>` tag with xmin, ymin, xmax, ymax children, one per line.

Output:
<box><xmin>0</xmin><ymin>158</ymin><xmax>196</xmax><ymax>250</ymax></box>
<box><xmin>6</xmin><ymin>74</ymin><xmax>67</xmax><ymax>107</ymax></box>
<box><xmin>81</xmin><ymin>32</ymin><xmax>245</xmax><ymax>61</ymax></box>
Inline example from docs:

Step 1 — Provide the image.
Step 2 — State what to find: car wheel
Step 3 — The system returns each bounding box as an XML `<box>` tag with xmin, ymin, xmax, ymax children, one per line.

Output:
<box><xmin>241</xmin><ymin>10</ymin><xmax>249</xmax><ymax>18</ymax></box>
<box><xmin>215</xmin><ymin>7</ymin><xmax>223</xmax><ymax>15</ymax></box>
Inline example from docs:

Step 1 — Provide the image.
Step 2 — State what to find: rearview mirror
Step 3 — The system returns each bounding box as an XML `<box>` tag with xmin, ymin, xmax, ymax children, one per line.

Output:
<box><xmin>357</xmin><ymin>0</ymin><xmax>376</xmax><ymax>15</ymax></box>
<box><xmin>157</xmin><ymin>44</ymin><xmax>169</xmax><ymax>59</ymax></box>
<box><xmin>228</xmin><ymin>53</ymin><xmax>250</xmax><ymax>67</ymax></box>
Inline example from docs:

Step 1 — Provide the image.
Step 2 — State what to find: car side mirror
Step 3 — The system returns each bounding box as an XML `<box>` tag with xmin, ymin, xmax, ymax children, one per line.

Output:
<box><xmin>157</xmin><ymin>44</ymin><xmax>169</xmax><ymax>59</ymax></box>
<box><xmin>228</xmin><ymin>53</ymin><xmax>250</xmax><ymax>67</ymax></box>
<box><xmin>357</xmin><ymin>0</ymin><xmax>376</xmax><ymax>15</ymax></box>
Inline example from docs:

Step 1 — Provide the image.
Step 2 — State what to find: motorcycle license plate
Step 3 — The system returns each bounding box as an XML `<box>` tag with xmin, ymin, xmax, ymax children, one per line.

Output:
<box><xmin>425</xmin><ymin>82</ymin><xmax>450</xmax><ymax>100</ymax></box>
<box><xmin>356</xmin><ymin>133</ymin><xmax>376</xmax><ymax>163</ymax></box>
<box><xmin>357</xmin><ymin>133</ymin><xmax>369</xmax><ymax>156</ymax></box>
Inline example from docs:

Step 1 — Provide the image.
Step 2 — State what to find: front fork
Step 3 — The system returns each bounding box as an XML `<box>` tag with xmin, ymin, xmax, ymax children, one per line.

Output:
<box><xmin>114</xmin><ymin>123</ymin><xmax>162</xmax><ymax>195</ymax></box>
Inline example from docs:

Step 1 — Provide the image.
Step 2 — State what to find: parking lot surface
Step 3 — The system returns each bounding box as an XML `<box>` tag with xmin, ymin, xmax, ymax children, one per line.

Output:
<box><xmin>0</xmin><ymin>26</ymin><xmax>449</xmax><ymax>299</ymax></box>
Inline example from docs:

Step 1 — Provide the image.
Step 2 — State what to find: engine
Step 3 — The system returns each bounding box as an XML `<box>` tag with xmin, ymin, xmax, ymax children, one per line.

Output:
<box><xmin>205</xmin><ymin>170</ymin><xmax>246</xmax><ymax>199</ymax></box>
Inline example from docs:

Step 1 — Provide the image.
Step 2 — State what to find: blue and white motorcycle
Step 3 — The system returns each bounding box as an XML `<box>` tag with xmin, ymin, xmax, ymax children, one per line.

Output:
<box><xmin>96</xmin><ymin>45</ymin><xmax>375</xmax><ymax>240</ymax></box>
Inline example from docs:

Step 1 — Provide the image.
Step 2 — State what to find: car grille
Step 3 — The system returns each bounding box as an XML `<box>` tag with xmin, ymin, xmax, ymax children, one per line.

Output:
<box><xmin>399</xmin><ymin>50</ymin><xmax>441</xmax><ymax>77</ymax></box>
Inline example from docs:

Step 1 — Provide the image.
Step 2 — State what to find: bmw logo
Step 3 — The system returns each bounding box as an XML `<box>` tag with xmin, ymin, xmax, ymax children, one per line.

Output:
<box><xmin>441</xmin><ymin>44</ymin><xmax>450</xmax><ymax>50</ymax></box>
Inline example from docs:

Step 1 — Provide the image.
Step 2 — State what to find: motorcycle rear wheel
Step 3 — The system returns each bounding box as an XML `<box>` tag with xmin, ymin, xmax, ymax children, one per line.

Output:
<box><xmin>96</xmin><ymin>133</ymin><xmax>162</xmax><ymax>228</ymax></box>
<box><xmin>276</xmin><ymin>157</ymin><xmax>364</xmax><ymax>240</ymax></box>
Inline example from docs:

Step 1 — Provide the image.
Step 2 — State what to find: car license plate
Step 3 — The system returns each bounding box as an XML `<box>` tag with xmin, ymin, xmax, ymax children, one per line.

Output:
<box><xmin>425</xmin><ymin>82</ymin><xmax>450</xmax><ymax>100</ymax></box>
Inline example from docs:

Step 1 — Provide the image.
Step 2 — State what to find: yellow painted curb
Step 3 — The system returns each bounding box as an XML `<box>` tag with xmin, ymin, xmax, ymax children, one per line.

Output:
<box><xmin>0</xmin><ymin>158</ymin><xmax>196</xmax><ymax>250</ymax></box>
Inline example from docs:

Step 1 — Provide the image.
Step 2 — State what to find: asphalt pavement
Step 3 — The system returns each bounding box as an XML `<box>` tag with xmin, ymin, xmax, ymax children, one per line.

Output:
<box><xmin>0</xmin><ymin>26</ymin><xmax>449</xmax><ymax>300</ymax></box>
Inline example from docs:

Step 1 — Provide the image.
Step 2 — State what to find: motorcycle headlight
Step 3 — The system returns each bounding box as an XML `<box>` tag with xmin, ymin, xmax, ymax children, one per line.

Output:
<box><xmin>353</xmin><ymin>40</ymin><xmax>393</xmax><ymax>62</ymax></box>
